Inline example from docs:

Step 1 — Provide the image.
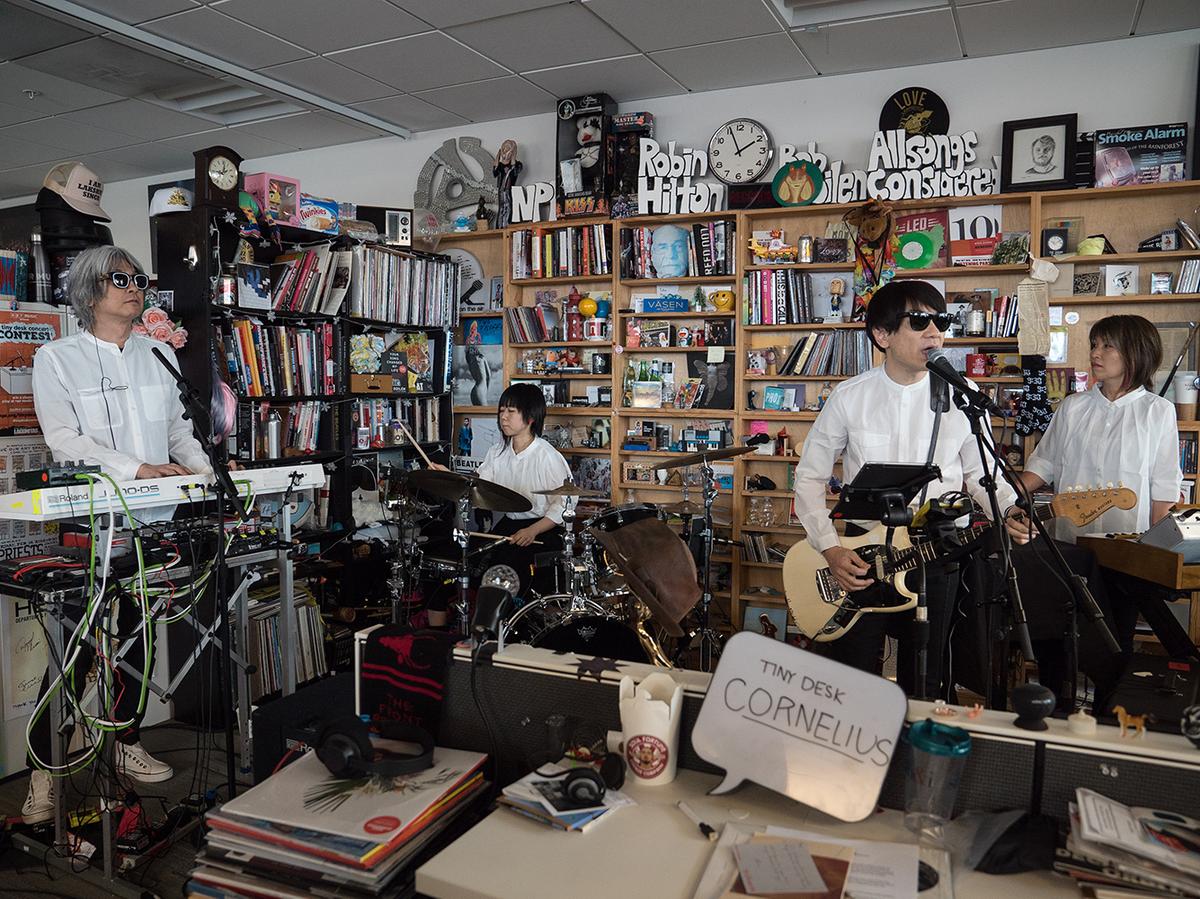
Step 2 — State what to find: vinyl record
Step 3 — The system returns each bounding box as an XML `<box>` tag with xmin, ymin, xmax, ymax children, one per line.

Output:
<box><xmin>879</xmin><ymin>87</ymin><xmax>949</xmax><ymax>136</ymax></box>
<box><xmin>896</xmin><ymin>231</ymin><xmax>937</xmax><ymax>269</ymax></box>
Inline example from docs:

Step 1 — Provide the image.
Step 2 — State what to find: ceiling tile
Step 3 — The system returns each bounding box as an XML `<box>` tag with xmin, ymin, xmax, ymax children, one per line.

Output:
<box><xmin>0</xmin><ymin>133</ymin><xmax>69</xmax><ymax>168</ymax></box>
<box><xmin>351</xmin><ymin>93</ymin><xmax>468</xmax><ymax>130</ymax></box>
<box><xmin>0</xmin><ymin>62</ymin><xmax>124</xmax><ymax>115</ymax></box>
<box><xmin>1135</xmin><ymin>0</ymin><xmax>1200</xmax><ymax>33</ymax></box>
<box><xmin>652</xmin><ymin>32</ymin><xmax>815</xmax><ymax>90</ymax></box>
<box><xmin>414</xmin><ymin>76</ymin><xmax>555</xmax><ymax>122</ymax></box>
<box><xmin>143</xmin><ymin>6</ymin><xmax>311</xmax><ymax>68</ymax></box>
<box><xmin>0</xmin><ymin>1</ymin><xmax>94</xmax><ymax>63</ymax></box>
<box><xmin>328</xmin><ymin>32</ymin><xmax>508</xmax><ymax>92</ymax></box>
<box><xmin>216</xmin><ymin>0</ymin><xmax>427</xmax><ymax>53</ymax></box>
<box><xmin>234</xmin><ymin>112</ymin><xmax>388</xmax><ymax>148</ymax></box>
<box><xmin>791</xmin><ymin>9</ymin><xmax>960</xmax><ymax>74</ymax></box>
<box><xmin>0</xmin><ymin>163</ymin><xmax>60</xmax><ymax>200</ymax></box>
<box><xmin>1</xmin><ymin>116</ymin><xmax>138</xmax><ymax>154</ymax></box>
<box><xmin>585</xmin><ymin>0</ymin><xmax>782</xmax><ymax>53</ymax></box>
<box><xmin>63</xmin><ymin>99</ymin><xmax>215</xmax><ymax>141</ymax></box>
<box><xmin>957</xmin><ymin>0</ymin><xmax>1134</xmax><ymax>56</ymax></box>
<box><xmin>0</xmin><ymin>99</ymin><xmax>52</xmax><ymax>129</ymax></box>
<box><xmin>258</xmin><ymin>57</ymin><xmax>396</xmax><ymax>104</ymax></box>
<box><xmin>449</xmin><ymin>4</ymin><xmax>634</xmax><ymax>71</ymax></box>
<box><xmin>16</xmin><ymin>37</ymin><xmax>216</xmax><ymax>98</ymax></box>
<box><xmin>389</xmin><ymin>0</ymin><xmax>564</xmax><ymax>29</ymax></box>
<box><xmin>97</xmin><ymin>140</ymin><xmax>201</xmax><ymax>173</ymax></box>
<box><xmin>523</xmin><ymin>55</ymin><xmax>685</xmax><ymax>102</ymax></box>
<box><xmin>72</xmin><ymin>0</ymin><xmax>199</xmax><ymax>24</ymax></box>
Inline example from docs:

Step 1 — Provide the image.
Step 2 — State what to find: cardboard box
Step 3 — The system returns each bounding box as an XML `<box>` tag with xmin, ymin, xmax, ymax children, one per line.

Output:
<box><xmin>350</xmin><ymin>373</ymin><xmax>405</xmax><ymax>394</ymax></box>
<box><xmin>244</xmin><ymin>172</ymin><xmax>301</xmax><ymax>226</ymax></box>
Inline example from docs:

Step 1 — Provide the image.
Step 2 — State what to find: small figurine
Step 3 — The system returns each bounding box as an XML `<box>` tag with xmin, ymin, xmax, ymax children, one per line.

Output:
<box><xmin>474</xmin><ymin>195</ymin><xmax>490</xmax><ymax>230</ymax></box>
<box><xmin>966</xmin><ymin>703</ymin><xmax>984</xmax><ymax>719</ymax></box>
<box><xmin>1113</xmin><ymin>705</ymin><xmax>1152</xmax><ymax>739</ymax></box>
<box><xmin>774</xmin><ymin>427</ymin><xmax>789</xmax><ymax>456</ymax></box>
<box><xmin>748</xmin><ymin>229</ymin><xmax>799</xmax><ymax>263</ymax></box>
<box><xmin>931</xmin><ymin>700</ymin><xmax>957</xmax><ymax>718</ymax></box>
<box><xmin>493</xmin><ymin>139</ymin><xmax>522</xmax><ymax>228</ymax></box>
<box><xmin>827</xmin><ymin>277</ymin><xmax>846</xmax><ymax>323</ymax></box>
<box><xmin>692</xmin><ymin>286</ymin><xmax>707</xmax><ymax>312</ymax></box>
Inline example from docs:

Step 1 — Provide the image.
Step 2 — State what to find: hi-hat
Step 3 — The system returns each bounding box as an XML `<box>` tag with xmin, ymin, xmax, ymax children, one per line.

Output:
<box><xmin>533</xmin><ymin>480</ymin><xmax>607</xmax><ymax>498</ymax></box>
<box><xmin>407</xmin><ymin>469</ymin><xmax>532</xmax><ymax>513</ymax></box>
<box><xmin>651</xmin><ymin>445</ymin><xmax>757</xmax><ymax>470</ymax></box>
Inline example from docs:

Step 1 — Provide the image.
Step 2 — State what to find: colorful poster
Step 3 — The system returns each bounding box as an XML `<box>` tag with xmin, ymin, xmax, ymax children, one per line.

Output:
<box><xmin>1094</xmin><ymin>123</ymin><xmax>1188</xmax><ymax>187</ymax></box>
<box><xmin>453</xmin><ymin>416</ymin><xmax>500</xmax><ymax>474</ymax></box>
<box><xmin>453</xmin><ymin>317</ymin><xmax>503</xmax><ymax>407</ymax></box>
<box><xmin>0</xmin><ymin>309</ymin><xmax>65</xmax><ymax>435</ymax></box>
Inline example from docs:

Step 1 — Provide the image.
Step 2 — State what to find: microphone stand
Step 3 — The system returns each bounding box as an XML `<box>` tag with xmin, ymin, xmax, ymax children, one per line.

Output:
<box><xmin>912</xmin><ymin>376</ymin><xmax>949</xmax><ymax>702</ymax></box>
<box><xmin>152</xmin><ymin>347</ymin><xmax>244</xmax><ymax>798</ymax></box>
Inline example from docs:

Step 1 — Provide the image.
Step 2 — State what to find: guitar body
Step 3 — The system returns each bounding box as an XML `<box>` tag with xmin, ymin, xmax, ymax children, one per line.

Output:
<box><xmin>783</xmin><ymin>525</ymin><xmax>917</xmax><ymax>642</ymax></box>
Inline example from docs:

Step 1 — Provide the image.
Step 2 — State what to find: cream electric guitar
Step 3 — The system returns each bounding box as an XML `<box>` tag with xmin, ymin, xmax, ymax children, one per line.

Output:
<box><xmin>782</xmin><ymin>487</ymin><xmax>1136</xmax><ymax>642</ymax></box>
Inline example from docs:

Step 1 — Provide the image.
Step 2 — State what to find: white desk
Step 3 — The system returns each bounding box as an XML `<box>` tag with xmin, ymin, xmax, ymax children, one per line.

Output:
<box><xmin>416</xmin><ymin>768</ymin><xmax>1072</xmax><ymax>898</ymax></box>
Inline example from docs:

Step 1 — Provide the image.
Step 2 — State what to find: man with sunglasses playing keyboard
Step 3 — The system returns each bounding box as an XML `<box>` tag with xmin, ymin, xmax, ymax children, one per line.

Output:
<box><xmin>23</xmin><ymin>245</ymin><xmax>211</xmax><ymax>822</ymax></box>
<box><xmin>793</xmin><ymin>280</ymin><xmax>1029</xmax><ymax>699</ymax></box>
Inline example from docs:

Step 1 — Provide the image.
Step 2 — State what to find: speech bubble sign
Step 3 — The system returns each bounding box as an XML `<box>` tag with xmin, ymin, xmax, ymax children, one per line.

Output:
<box><xmin>691</xmin><ymin>632</ymin><xmax>907</xmax><ymax>822</ymax></box>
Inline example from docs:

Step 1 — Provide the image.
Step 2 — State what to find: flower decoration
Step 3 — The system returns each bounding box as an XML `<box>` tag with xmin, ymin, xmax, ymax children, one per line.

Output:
<box><xmin>133</xmin><ymin>302</ymin><xmax>188</xmax><ymax>349</ymax></box>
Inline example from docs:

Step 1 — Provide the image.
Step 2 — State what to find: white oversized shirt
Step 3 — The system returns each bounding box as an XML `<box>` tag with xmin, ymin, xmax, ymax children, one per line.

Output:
<box><xmin>1025</xmin><ymin>386</ymin><xmax>1181</xmax><ymax>542</ymax></box>
<box><xmin>477</xmin><ymin>436</ymin><xmax>572</xmax><ymax>525</ymax></box>
<box><xmin>794</xmin><ymin>366</ymin><xmax>1017</xmax><ymax>552</ymax></box>
<box><xmin>33</xmin><ymin>331</ymin><xmax>211</xmax><ymax>482</ymax></box>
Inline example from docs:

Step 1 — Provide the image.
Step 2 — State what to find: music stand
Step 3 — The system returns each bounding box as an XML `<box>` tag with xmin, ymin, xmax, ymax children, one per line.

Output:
<box><xmin>831</xmin><ymin>462</ymin><xmax>941</xmax><ymax>700</ymax></box>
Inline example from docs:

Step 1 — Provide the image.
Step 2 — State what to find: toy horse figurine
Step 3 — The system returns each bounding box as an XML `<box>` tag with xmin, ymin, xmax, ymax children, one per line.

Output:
<box><xmin>1113</xmin><ymin>705</ymin><xmax>1152</xmax><ymax>739</ymax></box>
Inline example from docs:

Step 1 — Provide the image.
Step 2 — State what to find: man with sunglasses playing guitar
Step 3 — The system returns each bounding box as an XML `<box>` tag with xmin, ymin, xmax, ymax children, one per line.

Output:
<box><xmin>792</xmin><ymin>280</ymin><xmax>1030</xmax><ymax>699</ymax></box>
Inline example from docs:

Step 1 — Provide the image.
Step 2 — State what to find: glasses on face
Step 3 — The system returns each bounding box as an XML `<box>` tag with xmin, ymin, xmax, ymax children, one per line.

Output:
<box><xmin>902</xmin><ymin>310</ymin><xmax>954</xmax><ymax>333</ymax></box>
<box><xmin>107</xmin><ymin>271</ymin><xmax>149</xmax><ymax>291</ymax></box>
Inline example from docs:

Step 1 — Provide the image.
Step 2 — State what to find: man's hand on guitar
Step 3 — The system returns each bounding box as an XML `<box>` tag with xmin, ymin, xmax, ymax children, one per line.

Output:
<box><xmin>822</xmin><ymin>545</ymin><xmax>874</xmax><ymax>592</ymax></box>
<box><xmin>1004</xmin><ymin>507</ymin><xmax>1035</xmax><ymax>544</ymax></box>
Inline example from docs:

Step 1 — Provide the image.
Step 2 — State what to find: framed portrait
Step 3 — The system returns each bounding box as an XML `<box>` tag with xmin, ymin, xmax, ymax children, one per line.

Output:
<box><xmin>1001</xmin><ymin>114</ymin><xmax>1077</xmax><ymax>192</ymax></box>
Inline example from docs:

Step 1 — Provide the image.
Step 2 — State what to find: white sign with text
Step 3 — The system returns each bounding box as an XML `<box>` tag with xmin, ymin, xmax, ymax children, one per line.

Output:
<box><xmin>691</xmin><ymin>632</ymin><xmax>906</xmax><ymax>822</ymax></box>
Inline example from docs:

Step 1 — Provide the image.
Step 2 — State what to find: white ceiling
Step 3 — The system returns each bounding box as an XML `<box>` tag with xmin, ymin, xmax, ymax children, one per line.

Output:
<box><xmin>0</xmin><ymin>0</ymin><xmax>1197</xmax><ymax>201</ymax></box>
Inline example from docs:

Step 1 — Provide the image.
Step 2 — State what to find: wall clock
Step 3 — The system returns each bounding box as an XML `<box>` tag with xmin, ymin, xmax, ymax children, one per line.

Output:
<box><xmin>708</xmin><ymin>119</ymin><xmax>773</xmax><ymax>185</ymax></box>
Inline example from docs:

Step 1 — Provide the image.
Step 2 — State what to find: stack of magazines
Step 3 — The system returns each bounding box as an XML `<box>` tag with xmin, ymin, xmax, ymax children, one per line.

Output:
<box><xmin>1055</xmin><ymin>788</ymin><xmax>1200</xmax><ymax>896</ymax></box>
<box><xmin>497</xmin><ymin>763</ymin><xmax>634</xmax><ymax>833</ymax></box>
<box><xmin>187</xmin><ymin>745</ymin><xmax>487</xmax><ymax>897</ymax></box>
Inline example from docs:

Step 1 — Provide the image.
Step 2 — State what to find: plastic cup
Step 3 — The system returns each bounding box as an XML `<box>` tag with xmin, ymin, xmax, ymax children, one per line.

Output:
<box><xmin>903</xmin><ymin>718</ymin><xmax>971</xmax><ymax>846</ymax></box>
<box><xmin>1173</xmin><ymin>372</ymin><xmax>1197</xmax><ymax>421</ymax></box>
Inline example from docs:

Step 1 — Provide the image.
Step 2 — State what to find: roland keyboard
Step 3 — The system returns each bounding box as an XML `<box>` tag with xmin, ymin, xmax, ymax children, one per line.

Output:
<box><xmin>0</xmin><ymin>464</ymin><xmax>325</xmax><ymax>522</ymax></box>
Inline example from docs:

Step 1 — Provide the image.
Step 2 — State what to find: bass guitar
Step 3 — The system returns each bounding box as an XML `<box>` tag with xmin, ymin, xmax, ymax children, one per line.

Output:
<box><xmin>782</xmin><ymin>486</ymin><xmax>1135</xmax><ymax>642</ymax></box>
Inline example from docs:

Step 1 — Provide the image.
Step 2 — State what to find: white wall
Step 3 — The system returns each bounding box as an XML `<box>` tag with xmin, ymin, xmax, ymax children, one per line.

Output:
<box><xmin>10</xmin><ymin>28</ymin><xmax>1200</xmax><ymax>270</ymax></box>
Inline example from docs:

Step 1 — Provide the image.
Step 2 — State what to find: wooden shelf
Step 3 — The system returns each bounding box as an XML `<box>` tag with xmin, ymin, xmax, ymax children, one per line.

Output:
<box><xmin>894</xmin><ymin>264</ymin><xmax>1029</xmax><ymax>277</ymax></box>
<box><xmin>617</xmin><ymin>481</ymin><xmax>733</xmax><ymax>494</ymax></box>
<box><xmin>618</xmin><ymin>310</ymin><xmax>736</xmax><ymax>318</ymax></box>
<box><xmin>741</xmin><ymin>561</ymin><xmax>784</xmax><ymax>569</ymax></box>
<box><xmin>944</xmin><ymin>336</ymin><xmax>1017</xmax><ymax>345</ymax></box>
<box><xmin>545</xmin><ymin>406</ymin><xmax>610</xmax><ymax>416</ymax></box>
<box><xmin>622</xmin><ymin>276</ymin><xmax>737</xmax><ymax>286</ymax></box>
<box><xmin>453</xmin><ymin>405</ymin><xmax>496</xmax><ymax>414</ymax></box>
<box><xmin>513</xmin><ymin>372</ymin><xmax>610</xmax><ymax>379</ymax></box>
<box><xmin>618</xmin><ymin>210</ymin><xmax>736</xmax><ymax>226</ymax></box>
<box><xmin>743</xmin><ymin>322</ymin><xmax>864</xmax><ymax>331</ymax></box>
<box><xmin>620</xmin><ymin>345</ymin><xmax>733</xmax><ymax>354</ymax></box>
<box><xmin>459</xmin><ymin>310</ymin><xmax>503</xmax><ymax>318</ymax></box>
<box><xmin>558</xmin><ymin>446</ymin><xmax>611</xmax><ymax>455</ymax></box>
<box><xmin>616</xmin><ymin>407</ymin><xmax>736</xmax><ymax>418</ymax></box>
<box><xmin>510</xmin><ymin>340</ymin><xmax>605</xmax><ymax>348</ymax></box>
<box><xmin>437</xmin><ymin>228</ymin><xmax>503</xmax><ymax>242</ymax></box>
<box><xmin>744</xmin><ymin>262</ymin><xmax>853</xmax><ymax>272</ymax></box>
<box><xmin>741</xmin><ymin>524</ymin><xmax>804</xmax><ymax>534</ymax></box>
<box><xmin>740</xmin><ymin>490</ymin><xmax>796</xmax><ymax>498</ymax></box>
<box><xmin>1053</xmin><ymin>293</ymin><xmax>1200</xmax><ymax>305</ymax></box>
<box><xmin>1055</xmin><ymin>251</ymin><xmax>1200</xmax><ymax>264</ymax></box>
<box><xmin>743</xmin><ymin>411</ymin><xmax>820</xmax><ymax>420</ymax></box>
<box><xmin>745</xmin><ymin>374</ymin><xmax>853</xmax><ymax>381</ymax></box>
<box><xmin>511</xmin><ymin>274</ymin><xmax>612</xmax><ymax>286</ymax></box>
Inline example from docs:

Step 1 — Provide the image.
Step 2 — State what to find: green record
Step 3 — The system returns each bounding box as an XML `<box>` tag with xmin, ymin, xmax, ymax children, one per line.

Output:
<box><xmin>896</xmin><ymin>231</ymin><xmax>937</xmax><ymax>269</ymax></box>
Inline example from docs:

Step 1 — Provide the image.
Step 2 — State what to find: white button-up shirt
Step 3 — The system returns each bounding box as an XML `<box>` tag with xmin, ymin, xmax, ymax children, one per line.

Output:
<box><xmin>1025</xmin><ymin>385</ymin><xmax>1181</xmax><ymax>542</ymax></box>
<box><xmin>478</xmin><ymin>436</ymin><xmax>572</xmax><ymax>524</ymax></box>
<box><xmin>794</xmin><ymin>366</ymin><xmax>1017</xmax><ymax>552</ymax></box>
<box><xmin>32</xmin><ymin>331</ymin><xmax>211</xmax><ymax>482</ymax></box>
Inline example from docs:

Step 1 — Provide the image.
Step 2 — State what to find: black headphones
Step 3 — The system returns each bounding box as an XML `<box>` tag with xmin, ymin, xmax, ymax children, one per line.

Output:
<box><xmin>316</xmin><ymin>717</ymin><xmax>435</xmax><ymax>778</ymax></box>
<box><xmin>544</xmin><ymin>753</ymin><xmax>626</xmax><ymax>805</ymax></box>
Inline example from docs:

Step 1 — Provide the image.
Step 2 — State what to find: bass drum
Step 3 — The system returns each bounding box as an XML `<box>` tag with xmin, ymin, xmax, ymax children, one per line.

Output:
<box><xmin>531</xmin><ymin>613</ymin><xmax>650</xmax><ymax>664</ymax></box>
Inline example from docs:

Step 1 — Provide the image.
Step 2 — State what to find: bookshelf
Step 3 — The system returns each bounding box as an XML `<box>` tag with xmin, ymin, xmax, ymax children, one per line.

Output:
<box><xmin>468</xmin><ymin>180</ymin><xmax>1200</xmax><ymax>645</ymax></box>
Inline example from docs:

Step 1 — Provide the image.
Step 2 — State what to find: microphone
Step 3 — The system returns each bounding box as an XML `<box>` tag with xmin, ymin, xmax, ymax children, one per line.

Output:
<box><xmin>925</xmin><ymin>349</ymin><xmax>1004</xmax><ymax>416</ymax></box>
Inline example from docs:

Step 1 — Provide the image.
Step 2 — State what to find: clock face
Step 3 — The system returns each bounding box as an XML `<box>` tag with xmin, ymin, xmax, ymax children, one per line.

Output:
<box><xmin>708</xmin><ymin>119</ymin><xmax>772</xmax><ymax>185</ymax></box>
<box><xmin>208</xmin><ymin>156</ymin><xmax>238</xmax><ymax>192</ymax></box>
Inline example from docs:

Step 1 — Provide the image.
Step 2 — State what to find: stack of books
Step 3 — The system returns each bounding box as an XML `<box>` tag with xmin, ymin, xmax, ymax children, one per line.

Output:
<box><xmin>511</xmin><ymin>225</ymin><xmax>611</xmax><ymax>280</ymax></box>
<box><xmin>496</xmin><ymin>764</ymin><xmax>634</xmax><ymax>833</ymax></box>
<box><xmin>188</xmin><ymin>745</ymin><xmax>487</xmax><ymax>897</ymax></box>
<box><xmin>1055</xmin><ymin>788</ymin><xmax>1200</xmax><ymax>896</ymax></box>
<box><xmin>621</xmin><ymin>220</ymin><xmax>736</xmax><ymax>279</ymax></box>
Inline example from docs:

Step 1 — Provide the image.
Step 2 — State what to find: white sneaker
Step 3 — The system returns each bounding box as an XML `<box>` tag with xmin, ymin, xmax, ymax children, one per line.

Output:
<box><xmin>22</xmin><ymin>770</ymin><xmax>55</xmax><ymax>824</ymax></box>
<box><xmin>116</xmin><ymin>741</ymin><xmax>174</xmax><ymax>783</ymax></box>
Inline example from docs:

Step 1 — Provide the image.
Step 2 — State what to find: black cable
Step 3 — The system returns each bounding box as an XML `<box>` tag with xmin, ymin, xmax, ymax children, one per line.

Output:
<box><xmin>469</xmin><ymin>640</ymin><xmax>503</xmax><ymax>798</ymax></box>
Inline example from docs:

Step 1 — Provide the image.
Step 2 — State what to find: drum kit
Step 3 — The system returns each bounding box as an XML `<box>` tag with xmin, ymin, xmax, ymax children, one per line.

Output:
<box><xmin>383</xmin><ymin>444</ymin><xmax>756</xmax><ymax>671</ymax></box>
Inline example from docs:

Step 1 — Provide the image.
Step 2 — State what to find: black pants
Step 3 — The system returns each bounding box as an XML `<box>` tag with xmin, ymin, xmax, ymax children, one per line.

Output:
<box><xmin>28</xmin><ymin>590</ymin><xmax>150</xmax><ymax>766</ymax></box>
<box><xmin>816</xmin><ymin>526</ymin><xmax>958</xmax><ymax>700</ymax></box>
<box><xmin>485</xmin><ymin>516</ymin><xmax>565</xmax><ymax>599</ymax></box>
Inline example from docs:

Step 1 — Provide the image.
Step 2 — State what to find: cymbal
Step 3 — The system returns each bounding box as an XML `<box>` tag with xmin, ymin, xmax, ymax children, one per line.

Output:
<box><xmin>533</xmin><ymin>480</ymin><xmax>607</xmax><ymax>498</ymax></box>
<box><xmin>651</xmin><ymin>444</ymin><xmax>757</xmax><ymax>470</ymax></box>
<box><xmin>661</xmin><ymin>500</ymin><xmax>705</xmax><ymax>517</ymax></box>
<box><xmin>406</xmin><ymin>469</ymin><xmax>532</xmax><ymax>513</ymax></box>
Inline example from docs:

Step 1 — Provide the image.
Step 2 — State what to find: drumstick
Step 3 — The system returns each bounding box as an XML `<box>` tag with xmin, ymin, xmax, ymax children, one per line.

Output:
<box><xmin>467</xmin><ymin>530</ymin><xmax>543</xmax><ymax>545</ymax></box>
<box><xmin>393</xmin><ymin>418</ymin><xmax>434</xmax><ymax>467</ymax></box>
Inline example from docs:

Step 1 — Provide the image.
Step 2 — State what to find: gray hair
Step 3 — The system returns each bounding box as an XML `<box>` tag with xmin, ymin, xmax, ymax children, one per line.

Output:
<box><xmin>66</xmin><ymin>245</ymin><xmax>145</xmax><ymax>331</ymax></box>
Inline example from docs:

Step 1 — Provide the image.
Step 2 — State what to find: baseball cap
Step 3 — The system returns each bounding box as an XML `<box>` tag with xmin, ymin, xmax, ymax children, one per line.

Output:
<box><xmin>42</xmin><ymin>162</ymin><xmax>110</xmax><ymax>222</ymax></box>
<box><xmin>149</xmin><ymin>186</ymin><xmax>193</xmax><ymax>216</ymax></box>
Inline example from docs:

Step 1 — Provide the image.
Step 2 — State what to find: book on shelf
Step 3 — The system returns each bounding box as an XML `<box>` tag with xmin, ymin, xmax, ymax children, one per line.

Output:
<box><xmin>742</xmin><ymin>268</ymin><xmax>827</xmax><ymax>325</ymax></box>
<box><xmin>233</xmin><ymin>401</ymin><xmax>325</xmax><ymax>460</ymax></box>
<box><xmin>353</xmin><ymin>396</ymin><xmax>442</xmax><ymax>448</ymax></box>
<box><xmin>948</xmin><ymin>204</ymin><xmax>1002</xmax><ymax>267</ymax></box>
<box><xmin>348</xmin><ymin>244</ymin><xmax>457</xmax><ymax>325</ymax></box>
<box><xmin>267</xmin><ymin>244</ymin><xmax>351</xmax><ymax>315</ymax></box>
<box><xmin>220</xmin><ymin>320</ymin><xmax>336</xmax><ymax>398</ymax></box>
<box><xmin>620</xmin><ymin>219</ymin><xmax>736</xmax><ymax>279</ymax></box>
<box><xmin>505</xmin><ymin>304</ymin><xmax>563</xmax><ymax>343</ymax></box>
<box><xmin>511</xmin><ymin>224</ymin><xmax>611</xmax><ymax>279</ymax></box>
<box><xmin>775</xmin><ymin>330</ymin><xmax>872</xmax><ymax>377</ymax></box>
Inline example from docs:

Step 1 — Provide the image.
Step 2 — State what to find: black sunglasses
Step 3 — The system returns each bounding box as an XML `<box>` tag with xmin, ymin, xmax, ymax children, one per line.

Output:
<box><xmin>107</xmin><ymin>271</ymin><xmax>149</xmax><ymax>290</ymax></box>
<box><xmin>901</xmin><ymin>310</ymin><xmax>954</xmax><ymax>332</ymax></box>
